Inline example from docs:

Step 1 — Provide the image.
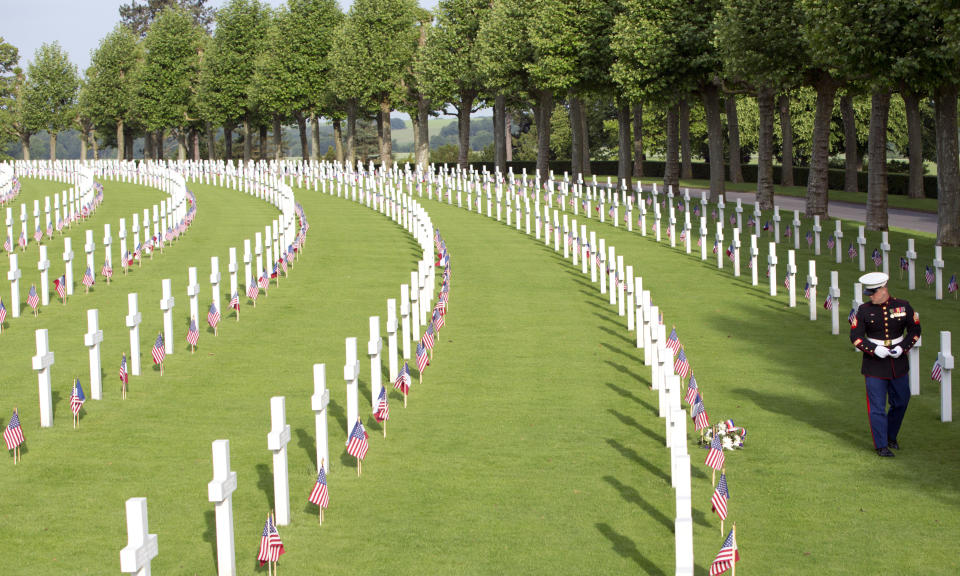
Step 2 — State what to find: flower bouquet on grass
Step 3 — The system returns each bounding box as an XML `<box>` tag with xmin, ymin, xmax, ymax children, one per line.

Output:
<box><xmin>701</xmin><ymin>419</ymin><xmax>747</xmax><ymax>450</ymax></box>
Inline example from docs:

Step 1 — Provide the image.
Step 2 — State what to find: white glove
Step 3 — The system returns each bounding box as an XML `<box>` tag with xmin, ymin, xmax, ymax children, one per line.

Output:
<box><xmin>874</xmin><ymin>345</ymin><xmax>891</xmax><ymax>359</ymax></box>
<box><xmin>889</xmin><ymin>345</ymin><xmax>904</xmax><ymax>358</ymax></box>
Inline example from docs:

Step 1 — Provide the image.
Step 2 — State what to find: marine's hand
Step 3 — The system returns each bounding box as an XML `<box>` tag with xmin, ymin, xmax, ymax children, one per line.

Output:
<box><xmin>874</xmin><ymin>345</ymin><xmax>890</xmax><ymax>359</ymax></box>
<box><xmin>889</xmin><ymin>345</ymin><xmax>903</xmax><ymax>358</ymax></box>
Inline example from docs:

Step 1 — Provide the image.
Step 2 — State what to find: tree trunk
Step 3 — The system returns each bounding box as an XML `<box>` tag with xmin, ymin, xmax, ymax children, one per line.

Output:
<box><xmin>49</xmin><ymin>132</ymin><xmax>57</xmax><ymax>161</ymax></box>
<box><xmin>380</xmin><ymin>97</ymin><xmax>393</xmax><ymax>170</ymax></box>
<box><xmin>805</xmin><ymin>76</ymin><xmax>837</xmax><ymax>217</ymax></box>
<box><xmin>346</xmin><ymin>100</ymin><xmax>357</xmax><ymax>166</ymax></box>
<box><xmin>841</xmin><ymin>93</ymin><xmax>858</xmax><ymax>193</ymax></box>
<box><xmin>243</xmin><ymin>117</ymin><xmax>252</xmax><ymax>163</ymax></box>
<box><xmin>80</xmin><ymin>129</ymin><xmax>88</xmax><ymax>162</ymax></box>
<box><xmin>417</xmin><ymin>95</ymin><xmax>430</xmax><ymax>169</ymax></box>
<box><xmin>457</xmin><ymin>92</ymin><xmax>474</xmax><ymax>169</ymax></box>
<box><xmin>757</xmin><ymin>89</ymin><xmax>776</xmax><ymax>210</ymax></box>
<box><xmin>866</xmin><ymin>89</ymin><xmax>890</xmax><ymax>231</ymax></box>
<box><xmin>494</xmin><ymin>94</ymin><xmax>507</xmax><ymax>175</ymax></box>
<box><xmin>779</xmin><ymin>93</ymin><xmax>794</xmax><ymax>187</ymax></box>
<box><xmin>144</xmin><ymin>130</ymin><xmax>154</xmax><ymax>160</ymax></box>
<box><xmin>124</xmin><ymin>127</ymin><xmax>133</xmax><ymax>160</ymax></box>
<box><xmin>569</xmin><ymin>92</ymin><xmax>582</xmax><ymax>179</ymax></box>
<box><xmin>176</xmin><ymin>129</ymin><xmax>187</xmax><ymax>160</ymax></box>
<box><xmin>19</xmin><ymin>132</ymin><xmax>30</xmax><ymax>160</ymax></box>
<box><xmin>296</xmin><ymin>113</ymin><xmax>308</xmax><ymax>161</ymax></box>
<box><xmin>535</xmin><ymin>90</ymin><xmax>553</xmax><ymax>185</ymax></box>
<box><xmin>273</xmin><ymin>115</ymin><xmax>283</xmax><ymax>162</ymax></box>
<box><xmin>155</xmin><ymin>130</ymin><xmax>164</xmax><ymax>160</ymax></box>
<box><xmin>903</xmin><ymin>90</ymin><xmax>925</xmax><ymax>199</ymax></box>
<box><xmin>259</xmin><ymin>124</ymin><xmax>267</xmax><ymax>161</ymax></box>
<box><xmin>92</xmin><ymin>132</ymin><xmax>99</xmax><ymax>160</ymax></box>
<box><xmin>703</xmin><ymin>84</ymin><xmax>724</xmax><ymax>201</ymax></box>
<box><xmin>579</xmin><ymin>97</ymin><xmax>590</xmax><ymax>177</ymax></box>
<box><xmin>116</xmin><ymin>120</ymin><xmax>125</xmax><ymax>161</ymax></box>
<box><xmin>632</xmin><ymin>102</ymin><xmax>643</xmax><ymax>179</ymax></box>
<box><xmin>193</xmin><ymin>130</ymin><xmax>200</xmax><ymax>162</ymax></box>
<box><xmin>935</xmin><ymin>83</ymin><xmax>960</xmax><ymax>245</ymax></box>
<box><xmin>725</xmin><ymin>95</ymin><xmax>742</xmax><ymax>183</ymax></box>
<box><xmin>664</xmin><ymin>103</ymin><xmax>680</xmax><ymax>193</ymax></box>
<box><xmin>311</xmin><ymin>115</ymin><xmax>321</xmax><ymax>162</ymax></box>
<box><xmin>505</xmin><ymin>112</ymin><xmax>513</xmax><ymax>162</ymax></box>
<box><xmin>334</xmin><ymin>118</ymin><xmax>345</xmax><ymax>164</ymax></box>
<box><xmin>616</xmin><ymin>98</ymin><xmax>631</xmax><ymax>190</ymax></box>
<box><xmin>679</xmin><ymin>97</ymin><xmax>692</xmax><ymax>180</ymax></box>
<box><xmin>206</xmin><ymin>122</ymin><xmax>216</xmax><ymax>161</ymax></box>
<box><xmin>225</xmin><ymin>125</ymin><xmax>233</xmax><ymax>161</ymax></box>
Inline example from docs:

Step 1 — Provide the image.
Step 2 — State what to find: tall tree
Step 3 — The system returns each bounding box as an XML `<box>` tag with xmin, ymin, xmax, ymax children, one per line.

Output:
<box><xmin>328</xmin><ymin>19</ymin><xmax>368</xmax><ymax>166</ymax></box>
<box><xmin>0</xmin><ymin>37</ymin><xmax>21</xmax><ymax>159</ymax></box>
<box><xmin>135</xmin><ymin>6</ymin><xmax>203</xmax><ymax>159</ymax></box>
<box><xmin>716</xmin><ymin>0</ymin><xmax>804</xmax><ymax>208</ymax></box>
<box><xmin>22</xmin><ymin>42</ymin><xmax>79</xmax><ymax>160</ymax></box>
<box><xmin>120</xmin><ymin>0</ymin><xmax>214</xmax><ymax>37</ymax></box>
<box><xmin>197</xmin><ymin>0</ymin><xmax>268</xmax><ymax>162</ymax></box>
<box><xmin>416</xmin><ymin>0</ymin><xmax>488</xmax><ymax>169</ymax></box>
<box><xmin>84</xmin><ymin>26</ymin><xmax>141</xmax><ymax>160</ymax></box>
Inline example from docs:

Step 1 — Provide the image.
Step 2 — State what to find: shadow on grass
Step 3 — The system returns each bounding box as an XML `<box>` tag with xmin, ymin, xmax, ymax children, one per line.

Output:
<box><xmin>255</xmin><ymin>463</ymin><xmax>274</xmax><ymax>509</ymax></box>
<box><xmin>329</xmin><ymin>399</ymin><xmax>346</xmax><ymax>436</ymax></box>
<box><xmin>295</xmin><ymin>427</ymin><xmax>317</xmax><ymax>471</ymax></box>
<box><xmin>605</xmin><ymin>438</ymin><xmax>670</xmax><ymax>483</ymax></box>
<box><xmin>600</xmin><ymin>341</ymin><xmax>642</xmax><ymax>364</ymax></box>
<box><xmin>602</xmin><ymin>475</ymin><xmax>673</xmax><ymax>531</ymax></box>
<box><xmin>605</xmin><ymin>382</ymin><xmax>657</xmax><ymax>414</ymax></box>
<box><xmin>605</xmin><ymin>360</ymin><xmax>651</xmax><ymax>388</ymax></box>
<box><xmin>202</xmin><ymin>510</ymin><xmax>217</xmax><ymax>572</ymax></box>
<box><xmin>595</xmin><ymin>522</ymin><xmax>667</xmax><ymax>575</ymax></box>
<box><xmin>608</xmin><ymin>409</ymin><xmax>664</xmax><ymax>444</ymax></box>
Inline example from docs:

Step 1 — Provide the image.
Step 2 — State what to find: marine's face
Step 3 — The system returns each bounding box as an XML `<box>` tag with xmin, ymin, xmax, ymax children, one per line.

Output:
<box><xmin>869</xmin><ymin>285</ymin><xmax>889</xmax><ymax>305</ymax></box>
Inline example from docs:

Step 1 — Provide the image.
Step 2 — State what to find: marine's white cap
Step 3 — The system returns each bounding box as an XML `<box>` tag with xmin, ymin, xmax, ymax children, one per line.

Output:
<box><xmin>859</xmin><ymin>272</ymin><xmax>889</xmax><ymax>295</ymax></box>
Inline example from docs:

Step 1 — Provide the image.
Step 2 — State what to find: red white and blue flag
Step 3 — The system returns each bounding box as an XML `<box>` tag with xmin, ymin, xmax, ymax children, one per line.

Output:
<box><xmin>257</xmin><ymin>515</ymin><xmax>285</xmax><ymax>566</ymax></box>
<box><xmin>27</xmin><ymin>285</ymin><xmax>39</xmax><ymax>310</ymax></box>
<box><xmin>207</xmin><ymin>303</ymin><xmax>220</xmax><ymax>328</ymax></box>
<box><xmin>422</xmin><ymin>324</ymin><xmax>435</xmax><ymax>351</ymax></box>
<box><xmin>685</xmin><ymin>374</ymin><xmax>699</xmax><ymax>405</ymax></box>
<box><xmin>230</xmin><ymin>292</ymin><xmax>240</xmax><ymax>311</ymax></box>
<box><xmin>187</xmin><ymin>317</ymin><xmax>199</xmax><ymax>347</ymax></box>
<box><xmin>416</xmin><ymin>341</ymin><xmax>429</xmax><ymax>373</ymax></box>
<box><xmin>674</xmin><ymin>347</ymin><xmax>691</xmax><ymax>379</ymax></box>
<box><xmin>4</xmin><ymin>410</ymin><xmax>24</xmax><ymax>450</ymax></box>
<box><xmin>709</xmin><ymin>529</ymin><xmax>740</xmax><ymax>576</ymax></box>
<box><xmin>692</xmin><ymin>396</ymin><xmax>709</xmax><ymax>431</ymax></box>
<box><xmin>932</xmin><ymin>359</ymin><xmax>943</xmax><ymax>382</ymax></box>
<box><xmin>151</xmin><ymin>333</ymin><xmax>165</xmax><ymax>365</ymax></box>
<box><xmin>70</xmin><ymin>379</ymin><xmax>85</xmax><ymax>416</ymax></box>
<box><xmin>345</xmin><ymin>419</ymin><xmax>369</xmax><ymax>460</ymax></box>
<box><xmin>823</xmin><ymin>293</ymin><xmax>833</xmax><ymax>310</ymax></box>
<box><xmin>711</xmin><ymin>473</ymin><xmax>730</xmax><ymax>520</ymax></box>
<box><xmin>925</xmin><ymin>265</ymin><xmax>935</xmax><ymax>285</ymax></box>
<box><xmin>119</xmin><ymin>353</ymin><xmax>129</xmax><ymax>384</ymax></box>
<box><xmin>82</xmin><ymin>267</ymin><xmax>95</xmax><ymax>288</ymax></box>
<box><xmin>665</xmin><ymin>327</ymin><xmax>681</xmax><ymax>355</ymax></box>
<box><xmin>948</xmin><ymin>274</ymin><xmax>958</xmax><ymax>294</ymax></box>
<box><xmin>394</xmin><ymin>362</ymin><xmax>411</xmax><ymax>394</ymax></box>
<box><xmin>872</xmin><ymin>249</ymin><xmax>882</xmax><ymax>268</ymax></box>
<box><xmin>705</xmin><ymin>435</ymin><xmax>725</xmax><ymax>471</ymax></box>
<box><xmin>374</xmin><ymin>386</ymin><xmax>389</xmax><ymax>422</ymax></box>
<box><xmin>308</xmin><ymin>467</ymin><xmax>329</xmax><ymax>509</ymax></box>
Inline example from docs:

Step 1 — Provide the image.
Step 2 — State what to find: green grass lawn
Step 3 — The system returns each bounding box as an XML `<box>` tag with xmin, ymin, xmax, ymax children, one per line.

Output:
<box><xmin>2</xmin><ymin>174</ymin><xmax>959</xmax><ymax>575</ymax></box>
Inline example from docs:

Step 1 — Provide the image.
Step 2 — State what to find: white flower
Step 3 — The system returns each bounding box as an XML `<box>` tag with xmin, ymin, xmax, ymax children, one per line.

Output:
<box><xmin>722</xmin><ymin>437</ymin><xmax>734</xmax><ymax>450</ymax></box>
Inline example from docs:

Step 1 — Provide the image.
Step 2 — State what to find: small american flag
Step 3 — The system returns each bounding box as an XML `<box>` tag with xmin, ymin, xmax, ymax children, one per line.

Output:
<box><xmin>783</xmin><ymin>272</ymin><xmax>790</xmax><ymax>289</ymax></box>
<box><xmin>726</xmin><ymin>243</ymin><xmax>735</xmax><ymax>262</ymax></box>
<box><xmin>712</xmin><ymin>239</ymin><xmax>719</xmax><ymax>254</ymax></box>
<box><xmin>900</xmin><ymin>257</ymin><xmax>908</xmax><ymax>270</ymax></box>
<box><xmin>684</xmin><ymin>374</ymin><xmax>699</xmax><ymax>405</ymax></box>
<box><xmin>679</xmin><ymin>230</ymin><xmax>686</xmax><ymax>243</ymax></box>
<box><xmin>257</xmin><ymin>515</ymin><xmax>285</xmax><ymax>566</ymax></box>
<box><xmin>187</xmin><ymin>317</ymin><xmax>199</xmax><ymax>347</ymax></box>
<box><xmin>230</xmin><ymin>292</ymin><xmax>240</xmax><ymax>311</ymax></box>
<box><xmin>932</xmin><ymin>359</ymin><xmax>942</xmax><ymax>382</ymax></box>
<box><xmin>27</xmin><ymin>285</ymin><xmax>39</xmax><ymax>310</ymax></box>
<box><xmin>711</xmin><ymin>473</ymin><xmax>730</xmax><ymax>520</ymax></box>
<box><xmin>394</xmin><ymin>362</ymin><xmax>411</xmax><ymax>393</ymax></box>
<box><xmin>345</xmin><ymin>419</ymin><xmax>369</xmax><ymax>460</ymax></box>
<box><xmin>848</xmin><ymin>306</ymin><xmax>857</xmax><ymax>325</ymax></box>
<box><xmin>247</xmin><ymin>279</ymin><xmax>259</xmax><ymax>301</ymax></box>
<box><xmin>432</xmin><ymin>309</ymin><xmax>444</xmax><ymax>331</ymax></box>
<box><xmin>374</xmin><ymin>386</ymin><xmax>389</xmax><ymax>422</ymax></box>
<box><xmin>18</xmin><ymin>231</ymin><xmax>26</xmax><ymax>248</ymax></box>
<box><xmin>0</xmin><ymin>298</ymin><xmax>5</xmax><ymax>324</ymax></box>
<box><xmin>709</xmin><ymin>529</ymin><xmax>740</xmax><ymax>576</ymax></box>
<box><xmin>803</xmin><ymin>281</ymin><xmax>811</xmax><ymax>300</ymax></box>
<box><xmin>729</xmin><ymin>215</ymin><xmax>736</xmax><ymax>226</ymax></box>
<box><xmin>848</xmin><ymin>243</ymin><xmax>857</xmax><ymax>259</ymax></box>
<box><xmin>827</xmin><ymin>234</ymin><xmax>836</xmax><ymax>250</ymax></box>
<box><xmin>666</xmin><ymin>327</ymin><xmax>681</xmax><ymax>355</ymax></box>
<box><xmin>2</xmin><ymin>236</ymin><xmax>11</xmax><ymax>252</ymax></box>
<box><xmin>872</xmin><ymin>249</ymin><xmax>882</xmax><ymax>268</ymax></box>
<box><xmin>948</xmin><ymin>274</ymin><xmax>958</xmax><ymax>294</ymax></box>
<box><xmin>151</xmin><ymin>333</ymin><xmax>165</xmax><ymax>365</ymax></box>
<box><xmin>806</xmin><ymin>231</ymin><xmax>813</xmax><ymax>247</ymax></box>
<box><xmin>692</xmin><ymin>397</ymin><xmax>709</xmax><ymax>431</ymax></box>
<box><xmin>674</xmin><ymin>347</ymin><xmax>691</xmax><ymax>379</ymax></box>
<box><xmin>70</xmin><ymin>379</ymin><xmax>85</xmax><ymax>416</ymax></box>
<box><xmin>101</xmin><ymin>261</ymin><xmax>113</xmax><ymax>279</ymax></box>
<box><xmin>4</xmin><ymin>410</ymin><xmax>24</xmax><ymax>450</ymax></box>
<box><xmin>705</xmin><ymin>435</ymin><xmax>725</xmax><ymax>470</ymax></box>
<box><xmin>119</xmin><ymin>353</ymin><xmax>128</xmax><ymax>384</ymax></box>
<box><xmin>33</xmin><ymin>227</ymin><xmax>42</xmax><ymax>242</ymax></box>
<box><xmin>82</xmin><ymin>267</ymin><xmax>95</xmax><ymax>287</ymax></box>
<box><xmin>416</xmin><ymin>341</ymin><xmax>429</xmax><ymax>373</ymax></box>
<box><xmin>823</xmin><ymin>293</ymin><xmax>833</xmax><ymax>310</ymax></box>
<box><xmin>308</xmin><ymin>467</ymin><xmax>329</xmax><ymax>509</ymax></box>
<box><xmin>925</xmin><ymin>265</ymin><xmax>935</xmax><ymax>285</ymax></box>
<box><xmin>762</xmin><ymin>220</ymin><xmax>770</xmax><ymax>231</ymax></box>
<box><xmin>207</xmin><ymin>303</ymin><xmax>220</xmax><ymax>328</ymax></box>
<box><xmin>784</xmin><ymin>225</ymin><xmax>791</xmax><ymax>238</ymax></box>
<box><xmin>258</xmin><ymin>272</ymin><xmax>269</xmax><ymax>290</ymax></box>
<box><xmin>422</xmin><ymin>324</ymin><xmax>435</xmax><ymax>351</ymax></box>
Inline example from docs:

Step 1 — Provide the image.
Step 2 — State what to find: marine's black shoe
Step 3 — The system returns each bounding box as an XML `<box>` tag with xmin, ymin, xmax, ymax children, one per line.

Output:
<box><xmin>876</xmin><ymin>447</ymin><xmax>896</xmax><ymax>457</ymax></box>
<box><xmin>888</xmin><ymin>440</ymin><xmax>900</xmax><ymax>450</ymax></box>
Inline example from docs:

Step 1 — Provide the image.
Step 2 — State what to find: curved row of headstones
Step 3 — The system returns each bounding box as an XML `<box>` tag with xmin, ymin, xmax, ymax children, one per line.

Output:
<box><xmin>1</xmin><ymin>161</ymin><xmax>191</xmax><ymax>325</ymax></box>
<box><xmin>0</xmin><ymin>163</ymin><xmax>19</xmax><ymax>204</ymax></box>
<box><xmin>118</xmin><ymin>162</ymin><xmax>448</xmax><ymax>575</ymax></box>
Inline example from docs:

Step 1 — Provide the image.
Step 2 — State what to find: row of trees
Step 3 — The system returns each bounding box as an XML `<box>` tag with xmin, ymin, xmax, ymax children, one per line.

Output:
<box><xmin>0</xmin><ymin>0</ymin><xmax>957</xmax><ymax>243</ymax></box>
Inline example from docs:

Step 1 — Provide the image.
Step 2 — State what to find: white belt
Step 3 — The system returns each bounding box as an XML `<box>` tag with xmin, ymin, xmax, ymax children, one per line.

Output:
<box><xmin>868</xmin><ymin>336</ymin><xmax>904</xmax><ymax>347</ymax></box>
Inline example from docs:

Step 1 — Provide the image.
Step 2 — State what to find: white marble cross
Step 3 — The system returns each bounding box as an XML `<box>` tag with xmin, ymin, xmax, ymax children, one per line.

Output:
<box><xmin>85</xmin><ymin>229</ymin><xmax>96</xmax><ymax>276</ymax></box>
<box><xmin>228</xmin><ymin>248</ymin><xmax>238</xmax><ymax>299</ymax></box>
<box><xmin>85</xmin><ymin>308</ymin><xmax>104</xmax><ymax>400</ymax></box>
<box><xmin>267</xmin><ymin>396</ymin><xmax>291</xmax><ymax>525</ymax></box>
<box><xmin>387</xmin><ymin>299</ymin><xmax>399</xmax><ymax>383</ymax></box>
<box><xmin>699</xmin><ymin>216</ymin><xmax>708</xmax><ymax>261</ymax></box>
<box><xmin>938</xmin><ymin>331</ymin><xmax>953</xmax><ymax>423</ymax></box>
<box><xmin>103</xmin><ymin>223</ymin><xmax>113</xmax><ymax>279</ymax></box>
<box><xmin>934</xmin><ymin>246</ymin><xmax>945</xmax><ymax>300</ymax></box>
<box><xmin>673</xmin><ymin>452</ymin><xmax>694</xmax><ymax>576</ymax></box>
<box><xmin>735</xmin><ymin>198</ymin><xmax>743</xmax><ymax>230</ymax></box>
<box><xmin>400</xmin><ymin>284</ymin><xmax>411</xmax><ymax>360</ymax></box>
<box><xmin>589</xmin><ymin>231</ymin><xmax>598</xmax><ymax>282</ymax></box>
<box><xmin>207</xmin><ymin>439</ymin><xmax>237</xmax><ymax>576</ymax></box>
<box><xmin>715</xmin><ymin>222</ymin><xmax>725</xmax><ymax>270</ymax></box>
<box><xmin>210</xmin><ymin>256</ymin><xmax>221</xmax><ymax>314</ymax></box>
<box><xmin>312</xmin><ymin>364</ymin><xmax>331</xmax><ymax>474</ymax></box>
<box><xmin>768</xmin><ymin>242</ymin><xmax>778</xmax><ymax>297</ymax></box>
<box><xmin>626</xmin><ymin>266</ymin><xmax>635</xmax><ymax>331</ymax></box>
<box><xmin>599</xmin><ymin>239</ymin><xmax>608</xmax><ymax>295</ymax></box>
<box><xmin>409</xmin><ymin>271</ymin><xmax>421</xmax><ymax>342</ymax></box>
<box><xmin>37</xmin><ymin>245</ymin><xmax>50</xmax><ymax>306</ymax></box>
<box><xmin>880</xmin><ymin>231</ymin><xmax>890</xmax><ymax>275</ymax></box>
<box><xmin>806</xmin><ymin>260</ymin><xmax>818</xmax><ymax>321</ymax></box>
<box><xmin>787</xmin><ymin>250</ymin><xmax>797</xmax><ymax>307</ymax></box>
<box><xmin>834</xmin><ymin>220</ymin><xmax>844</xmax><ymax>264</ymax></box>
<box><xmin>344</xmin><ymin>337</ymin><xmax>360</xmax><ymax>437</ymax></box>
<box><xmin>243</xmin><ymin>240</ymin><xmax>253</xmax><ymax>298</ymax></box>
<box><xmin>119</xmin><ymin>218</ymin><xmax>128</xmax><ymax>272</ymax></box>
<box><xmin>717</xmin><ymin>194</ymin><xmax>726</xmax><ymax>226</ymax></box>
<box><xmin>126</xmin><ymin>293</ymin><xmax>142</xmax><ymax>376</ymax></box>
<box><xmin>187</xmin><ymin>267</ymin><xmax>200</xmax><ymax>324</ymax></box>
<box><xmin>750</xmin><ymin>234</ymin><xmax>759</xmax><ymax>286</ymax></box>
<box><xmin>792</xmin><ymin>210</ymin><xmax>801</xmax><ymax>251</ymax></box>
<box><xmin>160</xmin><ymin>279</ymin><xmax>175</xmax><ymax>355</ymax></box>
<box><xmin>906</xmin><ymin>239</ymin><xmax>917</xmax><ymax>290</ymax></box>
<box><xmin>607</xmin><ymin>245</ymin><xmax>616</xmax><ymax>304</ymax></box>
<box><xmin>812</xmin><ymin>215</ymin><xmax>822</xmax><ymax>255</ymax></box>
<box><xmin>829</xmin><ymin>271</ymin><xmax>840</xmax><ymax>335</ymax></box>
<box><xmin>8</xmin><ymin>253</ymin><xmax>21</xmax><ymax>318</ymax></box>
<box><xmin>732</xmin><ymin>228</ymin><xmax>741</xmax><ymax>277</ymax></box>
<box><xmin>32</xmin><ymin>328</ymin><xmax>55</xmax><ymax>427</ymax></box>
<box><xmin>773</xmin><ymin>205</ymin><xmax>782</xmax><ymax>241</ymax></box>
<box><xmin>120</xmin><ymin>497</ymin><xmax>159</xmax><ymax>576</ymax></box>
<box><xmin>856</xmin><ymin>225</ymin><xmax>867</xmax><ymax>271</ymax></box>
<box><xmin>368</xmin><ymin>316</ymin><xmax>383</xmax><ymax>416</ymax></box>
<box><xmin>132</xmin><ymin>214</ymin><xmax>141</xmax><ymax>261</ymax></box>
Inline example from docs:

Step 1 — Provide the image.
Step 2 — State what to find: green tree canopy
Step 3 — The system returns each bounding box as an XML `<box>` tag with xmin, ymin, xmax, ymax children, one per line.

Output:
<box><xmin>22</xmin><ymin>42</ymin><xmax>79</xmax><ymax>160</ymax></box>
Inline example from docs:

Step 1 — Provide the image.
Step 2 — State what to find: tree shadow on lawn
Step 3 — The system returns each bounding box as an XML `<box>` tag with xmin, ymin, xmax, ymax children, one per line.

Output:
<box><xmin>595</xmin><ymin>522</ymin><xmax>667</xmax><ymax>576</ymax></box>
